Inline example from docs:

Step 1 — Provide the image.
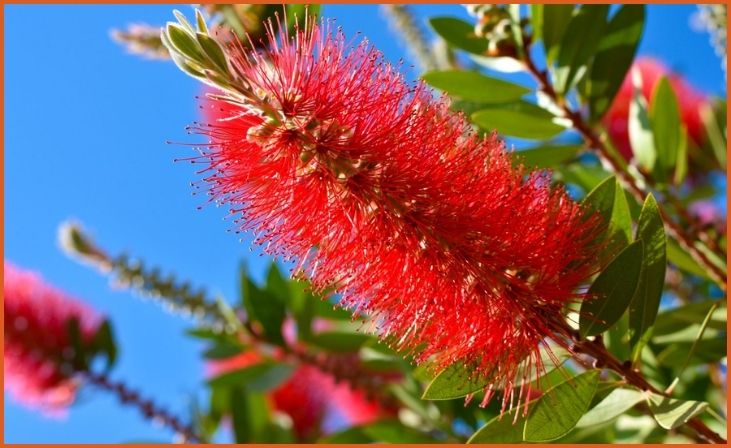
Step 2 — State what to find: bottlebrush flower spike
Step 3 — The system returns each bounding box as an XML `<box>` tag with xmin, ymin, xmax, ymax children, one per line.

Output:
<box><xmin>168</xmin><ymin>13</ymin><xmax>603</xmax><ymax>412</ymax></box>
<box><xmin>4</xmin><ymin>261</ymin><xmax>102</xmax><ymax>413</ymax></box>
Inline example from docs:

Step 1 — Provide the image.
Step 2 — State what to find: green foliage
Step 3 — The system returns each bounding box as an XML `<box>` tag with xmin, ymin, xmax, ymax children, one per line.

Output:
<box><xmin>582</xmin><ymin>176</ymin><xmax>633</xmax><ymax>254</ymax></box>
<box><xmin>428</xmin><ymin>17</ymin><xmax>487</xmax><ymax>54</ymax></box>
<box><xmin>514</xmin><ymin>144</ymin><xmax>583</xmax><ymax>170</ymax></box>
<box><xmin>540</xmin><ymin>5</ymin><xmax>575</xmax><ymax>63</ymax></box>
<box><xmin>421</xmin><ymin>70</ymin><xmax>529</xmax><ymax>103</ymax></box>
<box><xmin>700</xmin><ymin>99</ymin><xmax>727</xmax><ymax>169</ymax></box>
<box><xmin>666</xmin><ymin>238</ymin><xmax>711</xmax><ymax>279</ymax></box>
<box><xmin>208</xmin><ymin>362</ymin><xmax>295</xmax><ymax>392</ymax></box>
<box><xmin>472</xmin><ymin>101</ymin><xmax>565</xmax><ymax>139</ymax></box>
<box><xmin>554</xmin><ymin>5</ymin><xmax>610</xmax><ymax>94</ymax></box>
<box><xmin>422</xmin><ymin>363</ymin><xmax>490</xmax><ymax>400</ymax></box>
<box><xmin>66</xmin><ymin>318</ymin><xmax>118</xmax><ymax>373</ymax></box>
<box><xmin>321</xmin><ymin>420</ymin><xmax>436</xmax><ymax>443</ymax></box>
<box><xmin>628</xmin><ymin>78</ymin><xmax>657</xmax><ymax>171</ymax></box>
<box><xmin>650</xmin><ymin>77</ymin><xmax>684</xmax><ymax>180</ymax></box>
<box><xmin>468</xmin><ymin>407</ymin><xmax>528</xmax><ymax>443</ymax></box>
<box><xmin>647</xmin><ymin>395</ymin><xmax>708</xmax><ymax>430</ymax></box>
<box><xmin>469</xmin><ymin>371</ymin><xmax>600</xmax><ymax>443</ymax></box>
<box><xmin>628</xmin><ymin>195</ymin><xmax>667</xmax><ymax>355</ymax></box>
<box><xmin>523</xmin><ymin>371</ymin><xmax>600</xmax><ymax>441</ymax></box>
<box><xmin>585</xmin><ymin>5</ymin><xmax>645</xmax><ymax>121</ymax></box>
<box><xmin>239</xmin><ymin>265</ymin><xmax>286</xmax><ymax>345</ymax></box>
<box><xmin>580</xmin><ymin>241</ymin><xmax>643</xmax><ymax>338</ymax></box>
<box><xmin>308</xmin><ymin>331</ymin><xmax>373</xmax><ymax>353</ymax></box>
<box><xmin>576</xmin><ymin>387</ymin><xmax>645</xmax><ymax>428</ymax></box>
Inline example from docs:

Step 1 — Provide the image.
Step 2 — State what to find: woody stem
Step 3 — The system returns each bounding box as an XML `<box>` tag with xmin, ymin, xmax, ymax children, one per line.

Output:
<box><xmin>521</xmin><ymin>49</ymin><xmax>727</xmax><ymax>292</ymax></box>
<box><xmin>570</xmin><ymin>333</ymin><xmax>725</xmax><ymax>444</ymax></box>
<box><xmin>83</xmin><ymin>371</ymin><xmax>200</xmax><ymax>443</ymax></box>
<box><xmin>242</xmin><ymin>322</ymin><xmax>398</xmax><ymax>410</ymax></box>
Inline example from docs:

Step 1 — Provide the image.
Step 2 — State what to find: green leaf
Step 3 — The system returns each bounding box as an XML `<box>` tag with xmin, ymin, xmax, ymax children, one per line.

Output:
<box><xmin>652</xmin><ymin>324</ymin><xmax>721</xmax><ymax>345</ymax></box>
<box><xmin>666</xmin><ymin>238</ymin><xmax>710</xmax><ymax>279</ymax></box>
<box><xmin>580</xmin><ymin>241</ymin><xmax>644</xmax><ymax>338</ymax></box>
<box><xmin>471</xmin><ymin>102</ymin><xmax>565</xmax><ymax>140</ymax></box>
<box><xmin>167</xmin><ymin>44</ymin><xmax>206</xmax><ymax>78</ymax></box>
<box><xmin>673</xmin><ymin>128</ymin><xmax>688</xmax><ymax>185</ymax></box>
<box><xmin>421</xmin><ymin>70</ymin><xmax>530</xmax><ymax>104</ymax></box>
<box><xmin>606</xmin><ymin>310</ymin><xmax>631</xmax><ymax>361</ymax></box>
<box><xmin>229</xmin><ymin>387</ymin><xmax>271</xmax><ymax>442</ymax></box>
<box><xmin>541</xmin><ymin>5</ymin><xmax>575</xmax><ymax>64</ymax></box>
<box><xmin>428</xmin><ymin>17</ymin><xmax>487</xmax><ymax>54</ymax></box>
<box><xmin>314</xmin><ymin>297</ymin><xmax>353</xmax><ymax>320</ymax></box>
<box><xmin>530</xmin><ymin>5</ymin><xmax>543</xmax><ymax>41</ymax></box>
<box><xmin>172</xmin><ymin>9</ymin><xmax>195</xmax><ymax>33</ymax></box>
<box><xmin>577</xmin><ymin>388</ymin><xmax>645</xmax><ymax>428</ymax></box>
<box><xmin>91</xmin><ymin>320</ymin><xmax>118</xmax><ymax>371</ymax></box>
<box><xmin>523</xmin><ymin>370</ymin><xmax>600</xmax><ymax>442</ymax></box>
<box><xmin>628</xmin><ymin>73</ymin><xmax>657</xmax><ymax>171</ymax></box>
<box><xmin>654</xmin><ymin>338</ymin><xmax>726</xmax><ymax>368</ymax></box>
<box><xmin>240</xmin><ymin>265</ymin><xmax>285</xmax><ymax>345</ymax></box>
<box><xmin>468</xmin><ymin>407</ymin><xmax>527</xmax><ymax>443</ymax></box>
<box><xmin>628</xmin><ymin>195</ymin><xmax>667</xmax><ymax>352</ymax></box>
<box><xmin>700</xmin><ymin>101</ymin><xmax>727</xmax><ymax>169</ymax></box>
<box><xmin>65</xmin><ymin>318</ymin><xmax>87</xmax><ymax>370</ymax></box>
<box><xmin>195</xmin><ymin>9</ymin><xmax>208</xmax><ymax>33</ymax></box>
<box><xmin>653</xmin><ymin>301</ymin><xmax>726</xmax><ymax>336</ymax></box>
<box><xmin>308</xmin><ymin>331</ymin><xmax>372</xmax><ymax>353</ymax></box>
<box><xmin>508</xmin><ymin>4</ymin><xmax>524</xmax><ymax>57</ymax></box>
<box><xmin>650</xmin><ymin>77</ymin><xmax>682</xmax><ymax>178</ymax></box>
<box><xmin>321</xmin><ymin>420</ymin><xmax>435</xmax><ymax>443</ymax></box>
<box><xmin>581</xmin><ymin>176</ymin><xmax>633</xmax><ymax>253</ymax></box>
<box><xmin>186</xmin><ymin>326</ymin><xmax>231</xmax><ymax>342</ymax></box>
<box><xmin>364</xmin><ymin>420</ymin><xmax>435</xmax><ymax>443</ymax></box>
<box><xmin>514</xmin><ymin>144</ymin><xmax>583</xmax><ymax>169</ymax></box>
<box><xmin>166</xmin><ymin>23</ymin><xmax>205</xmax><ymax>63</ymax></box>
<box><xmin>208</xmin><ymin>362</ymin><xmax>294</xmax><ymax>392</ymax></box>
<box><xmin>646</xmin><ymin>395</ymin><xmax>708</xmax><ymax>430</ymax></box>
<box><xmin>422</xmin><ymin>363</ymin><xmax>491</xmax><ymax>400</ymax></box>
<box><xmin>288</xmin><ymin>280</ymin><xmax>314</xmax><ymax>339</ymax></box>
<box><xmin>203</xmin><ymin>342</ymin><xmax>244</xmax><ymax>359</ymax></box>
<box><xmin>559</xmin><ymin>164</ymin><xmax>613</xmax><ymax>193</ymax></box>
<box><xmin>585</xmin><ymin>5</ymin><xmax>645</xmax><ymax>121</ymax></box>
<box><xmin>196</xmin><ymin>32</ymin><xmax>228</xmax><ymax>73</ymax></box>
<box><xmin>264</xmin><ymin>263</ymin><xmax>290</xmax><ymax>303</ymax></box>
<box><xmin>554</xmin><ymin>5</ymin><xmax>610</xmax><ymax>94</ymax></box>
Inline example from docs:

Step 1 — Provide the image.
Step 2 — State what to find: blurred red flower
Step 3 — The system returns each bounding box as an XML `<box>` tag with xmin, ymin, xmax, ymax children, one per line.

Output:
<box><xmin>603</xmin><ymin>57</ymin><xmax>708</xmax><ymax>160</ymax></box>
<box><xmin>206</xmin><ymin>351</ymin><xmax>384</xmax><ymax>441</ymax></box>
<box><xmin>4</xmin><ymin>261</ymin><xmax>102</xmax><ymax>414</ymax></box>
<box><xmin>194</xmin><ymin>20</ymin><xmax>601</xmax><ymax>411</ymax></box>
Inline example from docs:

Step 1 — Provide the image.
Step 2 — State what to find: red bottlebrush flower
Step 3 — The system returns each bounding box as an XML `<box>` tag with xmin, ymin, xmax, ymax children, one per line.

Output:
<box><xmin>603</xmin><ymin>57</ymin><xmax>708</xmax><ymax>160</ymax></box>
<box><xmin>206</xmin><ymin>351</ymin><xmax>384</xmax><ymax>441</ymax></box>
<box><xmin>192</xmin><ymin>20</ymin><xmax>601</xmax><ymax>411</ymax></box>
<box><xmin>4</xmin><ymin>261</ymin><xmax>102</xmax><ymax>413</ymax></box>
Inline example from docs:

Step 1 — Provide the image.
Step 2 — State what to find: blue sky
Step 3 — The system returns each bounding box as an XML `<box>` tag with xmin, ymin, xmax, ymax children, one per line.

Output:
<box><xmin>4</xmin><ymin>4</ymin><xmax>725</xmax><ymax>443</ymax></box>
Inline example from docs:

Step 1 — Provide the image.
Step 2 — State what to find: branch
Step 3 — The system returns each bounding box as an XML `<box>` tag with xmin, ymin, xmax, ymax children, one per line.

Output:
<box><xmin>520</xmin><ymin>51</ymin><xmax>727</xmax><ymax>292</ymax></box>
<box><xmin>83</xmin><ymin>371</ymin><xmax>200</xmax><ymax>443</ymax></box>
<box><xmin>61</xmin><ymin>222</ymin><xmax>399</xmax><ymax>411</ymax></box>
<box><xmin>571</xmin><ymin>335</ymin><xmax>725</xmax><ymax>444</ymax></box>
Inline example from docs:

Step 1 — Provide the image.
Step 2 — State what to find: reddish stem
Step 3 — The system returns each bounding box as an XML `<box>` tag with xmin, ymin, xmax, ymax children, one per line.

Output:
<box><xmin>84</xmin><ymin>371</ymin><xmax>200</xmax><ymax>443</ymax></box>
<box><xmin>521</xmin><ymin>53</ymin><xmax>727</xmax><ymax>292</ymax></box>
<box><xmin>569</xmin><ymin>333</ymin><xmax>725</xmax><ymax>444</ymax></box>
